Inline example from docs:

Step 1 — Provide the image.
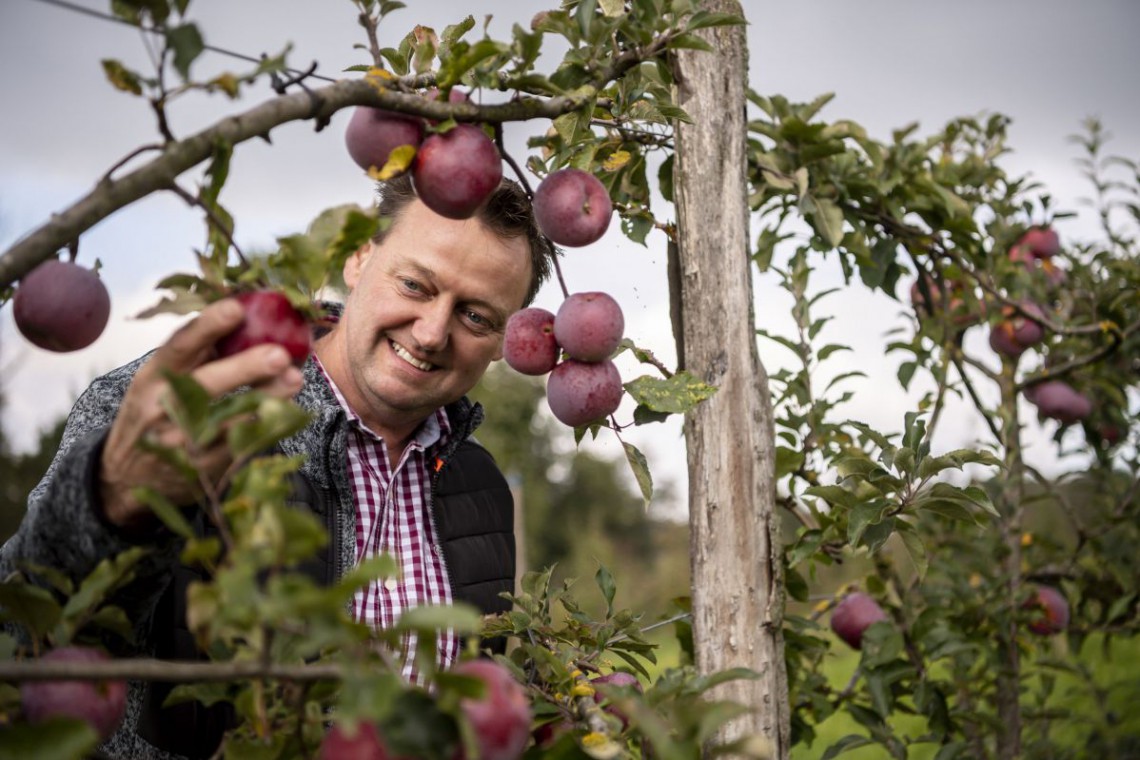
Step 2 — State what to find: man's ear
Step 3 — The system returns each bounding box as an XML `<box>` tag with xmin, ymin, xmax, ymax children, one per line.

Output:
<box><xmin>343</xmin><ymin>242</ymin><xmax>374</xmax><ymax>290</ymax></box>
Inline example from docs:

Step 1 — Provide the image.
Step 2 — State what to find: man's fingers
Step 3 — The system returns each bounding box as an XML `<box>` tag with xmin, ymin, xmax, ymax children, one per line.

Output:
<box><xmin>190</xmin><ymin>343</ymin><xmax>296</xmax><ymax>399</ymax></box>
<box><xmin>146</xmin><ymin>299</ymin><xmax>245</xmax><ymax>377</ymax></box>
<box><xmin>251</xmin><ymin>366</ymin><xmax>306</xmax><ymax>399</ymax></box>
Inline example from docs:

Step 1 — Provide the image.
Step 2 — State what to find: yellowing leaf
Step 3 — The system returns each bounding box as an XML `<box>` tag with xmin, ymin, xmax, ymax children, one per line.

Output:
<box><xmin>602</xmin><ymin>150</ymin><xmax>631</xmax><ymax>172</ymax></box>
<box><xmin>598</xmin><ymin>0</ymin><xmax>625</xmax><ymax>17</ymax></box>
<box><xmin>101</xmin><ymin>59</ymin><xmax>142</xmax><ymax>96</ymax></box>
<box><xmin>210</xmin><ymin>72</ymin><xmax>240</xmax><ymax>98</ymax></box>
<box><xmin>367</xmin><ymin>144</ymin><xmax>417</xmax><ymax>181</ymax></box>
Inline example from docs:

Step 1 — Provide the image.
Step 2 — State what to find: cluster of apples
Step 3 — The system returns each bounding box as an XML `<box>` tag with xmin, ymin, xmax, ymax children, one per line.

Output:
<box><xmin>318</xmin><ymin>659</ymin><xmax>532</xmax><ymax>760</ymax></box>
<box><xmin>504</xmin><ymin>292</ymin><xmax>625</xmax><ymax>428</ymax></box>
<box><xmin>829</xmin><ymin>584</ymin><xmax>1069</xmax><ymax>651</ymax></box>
<box><xmin>909</xmin><ymin>225</ymin><xmax>1094</xmax><ymax>426</ymax></box>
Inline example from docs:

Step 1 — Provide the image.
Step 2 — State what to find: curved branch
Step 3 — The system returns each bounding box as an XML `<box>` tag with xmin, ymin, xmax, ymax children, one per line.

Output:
<box><xmin>0</xmin><ymin>81</ymin><xmax>593</xmax><ymax>289</ymax></box>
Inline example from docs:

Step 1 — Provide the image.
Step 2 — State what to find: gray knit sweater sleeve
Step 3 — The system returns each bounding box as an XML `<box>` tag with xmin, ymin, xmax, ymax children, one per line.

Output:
<box><xmin>0</xmin><ymin>353</ymin><xmax>181</xmax><ymax>644</ymax></box>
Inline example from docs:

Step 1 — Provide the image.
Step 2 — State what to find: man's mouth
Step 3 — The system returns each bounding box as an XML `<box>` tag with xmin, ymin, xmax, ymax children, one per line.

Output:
<box><xmin>390</xmin><ymin>340</ymin><xmax>435</xmax><ymax>371</ymax></box>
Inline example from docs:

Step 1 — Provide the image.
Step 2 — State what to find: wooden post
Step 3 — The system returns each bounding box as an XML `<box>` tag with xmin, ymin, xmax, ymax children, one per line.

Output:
<box><xmin>672</xmin><ymin>1</ymin><xmax>790</xmax><ymax>755</ymax></box>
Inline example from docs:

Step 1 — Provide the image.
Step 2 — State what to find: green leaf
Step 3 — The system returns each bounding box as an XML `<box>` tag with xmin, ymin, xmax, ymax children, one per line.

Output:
<box><xmin>59</xmin><ymin>547</ymin><xmax>148</xmax><ymax>642</ymax></box>
<box><xmin>595</xmin><ymin>564</ymin><xmax>617</xmax><ymax>618</ymax></box>
<box><xmin>686</xmin><ymin>10</ymin><xmax>746</xmax><ymax>31</ymax></box>
<box><xmin>227</xmin><ymin>397</ymin><xmax>312</xmax><ymax>460</ymax></box>
<box><xmin>896</xmin><ymin>526</ymin><xmax>928</xmax><ymax>580</ymax></box>
<box><xmin>164</xmin><ymin>681</ymin><xmax>232</xmax><ymax>708</ymax></box>
<box><xmin>804</xmin><ymin>485</ymin><xmax>859</xmax><ymax>511</ymax></box>
<box><xmin>848</xmin><ymin>501</ymin><xmax>891</xmax><ymax>547</ymax></box>
<box><xmin>775</xmin><ymin>446</ymin><xmax>805</xmax><ymax>478</ymax></box>
<box><xmin>167</xmin><ymin>23</ymin><xmax>205</xmax><ymax>80</ymax></box>
<box><xmin>667</xmin><ymin>32</ymin><xmax>715</xmax><ymax>52</ymax></box>
<box><xmin>0</xmin><ymin>582</ymin><xmax>62</xmax><ymax>639</ymax></box>
<box><xmin>133</xmin><ymin>487</ymin><xmax>194</xmax><ymax>539</ymax></box>
<box><xmin>437</xmin><ymin>38</ymin><xmax>506</xmax><ymax>88</ymax></box>
<box><xmin>820</xmin><ymin>738</ymin><xmax>870</xmax><ymax>760</ymax></box>
<box><xmin>394</xmin><ymin>603</ymin><xmax>482</xmax><ymax>635</ymax></box>
<box><xmin>788</xmin><ymin>529</ymin><xmax>824</xmax><ymax>567</ymax></box>
<box><xmin>87</xmin><ymin>605</ymin><xmax>135</xmax><ymax>643</ymax></box>
<box><xmin>622</xmin><ymin>441</ymin><xmax>653</xmax><ymax>506</ymax></box>
<box><xmin>624</xmin><ymin>372</ymin><xmax>716</xmax><ymax>414</ymax></box>
<box><xmin>0</xmin><ymin>717</ymin><xmax>100</xmax><ymax>760</ymax></box>
<box><xmin>101</xmin><ymin>59</ymin><xmax>143</xmax><ymax>95</ymax></box>
<box><xmin>576</xmin><ymin>0</ymin><xmax>597</xmax><ymax>38</ymax></box>
<box><xmin>16</xmin><ymin>563</ymin><xmax>73</xmax><ymax>597</ymax></box>
<box><xmin>808</xmin><ymin>196</ymin><xmax>844</xmax><ymax>248</ymax></box>
<box><xmin>860</xmin><ymin>622</ymin><xmax>903</xmax><ymax>669</ymax></box>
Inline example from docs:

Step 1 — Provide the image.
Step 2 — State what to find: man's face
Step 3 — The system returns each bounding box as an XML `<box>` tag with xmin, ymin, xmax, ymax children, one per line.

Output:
<box><xmin>333</xmin><ymin>199</ymin><xmax>532</xmax><ymax>434</ymax></box>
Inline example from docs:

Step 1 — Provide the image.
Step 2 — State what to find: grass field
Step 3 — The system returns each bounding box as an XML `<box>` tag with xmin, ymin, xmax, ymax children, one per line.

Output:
<box><xmin>634</xmin><ymin>626</ymin><xmax>1140</xmax><ymax>758</ymax></box>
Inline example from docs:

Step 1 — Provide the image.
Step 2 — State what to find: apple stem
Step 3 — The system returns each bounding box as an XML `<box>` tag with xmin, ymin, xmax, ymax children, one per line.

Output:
<box><xmin>493</xmin><ymin>125</ymin><xmax>571</xmax><ymax>299</ymax></box>
<box><xmin>168</xmin><ymin>182</ymin><xmax>250</xmax><ymax>269</ymax></box>
<box><xmin>66</xmin><ymin>239</ymin><xmax>79</xmax><ymax>264</ymax></box>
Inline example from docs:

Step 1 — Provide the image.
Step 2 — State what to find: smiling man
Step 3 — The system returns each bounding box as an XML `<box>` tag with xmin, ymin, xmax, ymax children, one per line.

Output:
<box><xmin>0</xmin><ymin>174</ymin><xmax>553</xmax><ymax>759</ymax></box>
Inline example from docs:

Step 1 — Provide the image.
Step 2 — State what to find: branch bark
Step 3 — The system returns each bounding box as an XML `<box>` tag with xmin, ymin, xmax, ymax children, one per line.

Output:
<box><xmin>0</xmin><ymin>658</ymin><xmax>344</xmax><ymax>683</ymax></box>
<box><xmin>673</xmin><ymin>2</ymin><xmax>789</xmax><ymax>756</ymax></box>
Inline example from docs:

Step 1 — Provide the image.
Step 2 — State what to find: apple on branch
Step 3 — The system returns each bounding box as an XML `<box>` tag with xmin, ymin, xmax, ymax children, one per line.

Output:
<box><xmin>533</xmin><ymin>168</ymin><xmax>614</xmax><ymax>247</ymax></box>
<box><xmin>553</xmin><ymin>292</ymin><xmax>624</xmax><ymax>363</ymax></box>
<box><xmin>830</xmin><ymin>592</ymin><xmax>888</xmax><ymax>650</ymax></box>
<box><xmin>14</xmin><ymin>258</ymin><xmax>111</xmax><ymax>352</ymax></box>
<box><xmin>452</xmin><ymin>659</ymin><xmax>532</xmax><ymax>760</ymax></box>
<box><xmin>412</xmin><ymin>123</ymin><xmax>503</xmax><ymax>220</ymax></box>
<box><xmin>546</xmin><ymin>359</ymin><xmax>623</xmax><ymax>428</ymax></box>
<box><xmin>20</xmin><ymin>646</ymin><xmax>127</xmax><ymax>742</ymax></box>
<box><xmin>1023</xmin><ymin>585</ymin><xmax>1070</xmax><ymax>636</ymax></box>
<box><xmin>503</xmin><ymin>307</ymin><xmax>559</xmax><ymax>376</ymax></box>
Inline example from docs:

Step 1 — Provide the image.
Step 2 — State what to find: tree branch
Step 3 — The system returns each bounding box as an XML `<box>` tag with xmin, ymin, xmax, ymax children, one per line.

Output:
<box><xmin>0</xmin><ymin>658</ymin><xmax>346</xmax><ymax>683</ymax></box>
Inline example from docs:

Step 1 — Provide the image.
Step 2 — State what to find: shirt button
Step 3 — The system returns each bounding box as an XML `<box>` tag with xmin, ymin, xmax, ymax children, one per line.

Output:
<box><xmin>384</xmin><ymin>578</ymin><xmax>398</xmax><ymax>592</ymax></box>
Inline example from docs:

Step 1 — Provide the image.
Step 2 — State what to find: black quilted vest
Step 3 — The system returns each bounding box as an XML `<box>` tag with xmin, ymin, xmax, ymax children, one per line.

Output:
<box><xmin>135</xmin><ymin>439</ymin><xmax>515</xmax><ymax>759</ymax></box>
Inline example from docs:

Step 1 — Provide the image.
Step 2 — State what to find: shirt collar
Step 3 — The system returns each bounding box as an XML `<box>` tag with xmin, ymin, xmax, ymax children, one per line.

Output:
<box><xmin>312</xmin><ymin>353</ymin><xmax>450</xmax><ymax>452</ymax></box>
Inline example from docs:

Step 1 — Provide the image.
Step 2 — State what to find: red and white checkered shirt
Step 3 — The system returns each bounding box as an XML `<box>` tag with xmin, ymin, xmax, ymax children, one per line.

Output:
<box><xmin>315</xmin><ymin>358</ymin><xmax>459</xmax><ymax>680</ymax></box>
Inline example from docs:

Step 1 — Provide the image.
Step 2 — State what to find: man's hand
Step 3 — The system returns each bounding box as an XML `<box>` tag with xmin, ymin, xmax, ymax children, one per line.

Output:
<box><xmin>99</xmin><ymin>298</ymin><xmax>306</xmax><ymax>530</ymax></box>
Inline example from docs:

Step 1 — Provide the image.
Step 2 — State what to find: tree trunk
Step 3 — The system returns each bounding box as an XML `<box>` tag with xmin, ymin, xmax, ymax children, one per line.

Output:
<box><xmin>672</xmin><ymin>2</ymin><xmax>790</xmax><ymax>756</ymax></box>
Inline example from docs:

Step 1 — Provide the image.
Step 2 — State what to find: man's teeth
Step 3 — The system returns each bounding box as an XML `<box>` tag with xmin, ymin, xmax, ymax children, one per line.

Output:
<box><xmin>391</xmin><ymin>341</ymin><xmax>433</xmax><ymax>371</ymax></box>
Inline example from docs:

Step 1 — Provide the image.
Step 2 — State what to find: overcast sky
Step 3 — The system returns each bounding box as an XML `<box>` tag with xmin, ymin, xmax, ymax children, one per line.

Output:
<box><xmin>1</xmin><ymin>0</ymin><xmax>1138</xmax><ymax>517</ymax></box>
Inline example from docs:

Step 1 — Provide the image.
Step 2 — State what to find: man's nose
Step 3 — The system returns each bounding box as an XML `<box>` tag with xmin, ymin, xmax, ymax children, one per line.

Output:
<box><xmin>411</xmin><ymin>300</ymin><xmax>451</xmax><ymax>352</ymax></box>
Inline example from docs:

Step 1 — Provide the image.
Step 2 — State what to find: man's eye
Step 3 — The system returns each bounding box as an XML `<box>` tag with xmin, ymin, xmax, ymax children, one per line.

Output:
<box><xmin>400</xmin><ymin>278</ymin><xmax>423</xmax><ymax>293</ymax></box>
<box><xmin>464</xmin><ymin>310</ymin><xmax>491</xmax><ymax>328</ymax></box>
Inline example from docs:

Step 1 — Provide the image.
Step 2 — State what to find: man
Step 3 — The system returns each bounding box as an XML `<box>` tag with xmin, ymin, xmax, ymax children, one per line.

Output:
<box><xmin>0</xmin><ymin>174</ymin><xmax>553</xmax><ymax>758</ymax></box>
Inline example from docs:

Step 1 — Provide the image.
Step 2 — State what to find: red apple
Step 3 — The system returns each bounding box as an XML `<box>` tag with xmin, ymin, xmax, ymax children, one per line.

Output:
<box><xmin>1027</xmin><ymin>380</ymin><xmax>1092</xmax><ymax>424</ymax></box>
<box><xmin>20</xmin><ymin>646</ymin><xmax>127</xmax><ymax>741</ymax></box>
<box><xmin>553</xmin><ymin>292</ymin><xmax>624</xmax><ymax>362</ymax></box>
<box><xmin>503</xmin><ymin>307</ymin><xmax>559</xmax><ymax>375</ymax></box>
<box><xmin>988</xmin><ymin>302</ymin><xmax>1046</xmax><ymax>359</ymax></box>
<box><xmin>1016</xmin><ymin>227</ymin><xmax>1060</xmax><ymax>260</ymax></box>
<box><xmin>546</xmin><ymin>359</ymin><xmax>623</xmax><ymax>427</ymax></box>
<box><xmin>13</xmin><ymin>259</ymin><xmax>111</xmax><ymax>352</ymax></box>
<box><xmin>452</xmin><ymin>660</ymin><xmax>532</xmax><ymax>760</ymax></box>
<box><xmin>344</xmin><ymin>107</ymin><xmax>425</xmax><ymax>175</ymax></box>
<box><xmin>830</xmin><ymin>592</ymin><xmax>888</xmax><ymax>650</ymax></box>
<box><xmin>533</xmin><ymin>168</ymin><xmax>613</xmax><ymax>247</ymax></box>
<box><xmin>532</xmin><ymin>718</ymin><xmax>573</xmax><ymax>748</ymax></box>
<box><xmin>319</xmin><ymin>720</ymin><xmax>409</xmax><ymax>760</ymax></box>
<box><xmin>1023</xmin><ymin>585</ymin><xmax>1069</xmax><ymax>636</ymax></box>
<box><xmin>412</xmin><ymin>124</ymin><xmax>503</xmax><ymax>220</ymax></box>
<box><xmin>215</xmin><ymin>291</ymin><xmax>312</xmax><ymax>366</ymax></box>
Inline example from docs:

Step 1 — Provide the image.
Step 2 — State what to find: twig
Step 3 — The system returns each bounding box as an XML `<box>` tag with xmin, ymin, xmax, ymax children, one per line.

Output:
<box><xmin>167</xmin><ymin>182</ymin><xmax>248</xmax><ymax>268</ymax></box>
